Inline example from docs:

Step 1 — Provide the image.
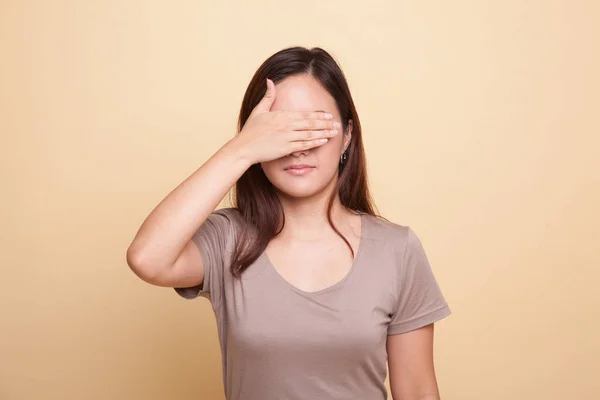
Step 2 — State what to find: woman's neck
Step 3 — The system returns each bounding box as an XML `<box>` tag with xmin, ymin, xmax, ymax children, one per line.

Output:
<box><xmin>276</xmin><ymin>192</ymin><xmax>354</xmax><ymax>241</ymax></box>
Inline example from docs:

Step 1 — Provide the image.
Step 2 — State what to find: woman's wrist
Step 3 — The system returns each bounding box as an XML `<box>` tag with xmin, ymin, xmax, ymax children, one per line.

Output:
<box><xmin>220</xmin><ymin>137</ymin><xmax>255</xmax><ymax>171</ymax></box>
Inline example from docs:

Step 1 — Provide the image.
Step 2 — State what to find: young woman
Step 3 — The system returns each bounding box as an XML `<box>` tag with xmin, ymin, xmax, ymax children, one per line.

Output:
<box><xmin>127</xmin><ymin>46</ymin><xmax>451</xmax><ymax>400</ymax></box>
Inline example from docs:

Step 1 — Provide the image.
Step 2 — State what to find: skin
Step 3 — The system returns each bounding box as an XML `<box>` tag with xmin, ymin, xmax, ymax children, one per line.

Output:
<box><xmin>126</xmin><ymin>73</ymin><xmax>441</xmax><ymax>399</ymax></box>
<box><xmin>260</xmin><ymin>74</ymin><xmax>361</xmax><ymax>294</ymax></box>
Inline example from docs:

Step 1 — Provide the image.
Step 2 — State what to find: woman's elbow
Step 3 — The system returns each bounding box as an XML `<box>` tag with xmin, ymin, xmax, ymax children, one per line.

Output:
<box><xmin>126</xmin><ymin>244</ymin><xmax>163</xmax><ymax>284</ymax></box>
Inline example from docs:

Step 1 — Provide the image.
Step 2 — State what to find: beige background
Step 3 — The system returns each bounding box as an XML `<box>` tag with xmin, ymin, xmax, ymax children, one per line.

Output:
<box><xmin>2</xmin><ymin>0</ymin><xmax>599</xmax><ymax>399</ymax></box>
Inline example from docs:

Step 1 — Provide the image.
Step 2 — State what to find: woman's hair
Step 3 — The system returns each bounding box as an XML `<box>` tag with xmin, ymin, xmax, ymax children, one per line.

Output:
<box><xmin>229</xmin><ymin>46</ymin><xmax>377</xmax><ymax>277</ymax></box>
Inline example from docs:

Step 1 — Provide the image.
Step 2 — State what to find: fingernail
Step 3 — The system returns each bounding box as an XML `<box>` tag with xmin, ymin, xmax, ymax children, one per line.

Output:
<box><xmin>319</xmin><ymin>138</ymin><xmax>328</xmax><ymax>143</ymax></box>
<box><xmin>331</xmin><ymin>129</ymin><xmax>338</xmax><ymax>135</ymax></box>
<box><xmin>333</xmin><ymin>121</ymin><xmax>341</xmax><ymax>128</ymax></box>
<box><xmin>323</xmin><ymin>113</ymin><xmax>333</xmax><ymax>119</ymax></box>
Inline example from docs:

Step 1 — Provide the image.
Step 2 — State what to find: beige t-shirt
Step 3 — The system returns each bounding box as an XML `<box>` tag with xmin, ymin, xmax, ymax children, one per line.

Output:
<box><xmin>175</xmin><ymin>208</ymin><xmax>451</xmax><ymax>400</ymax></box>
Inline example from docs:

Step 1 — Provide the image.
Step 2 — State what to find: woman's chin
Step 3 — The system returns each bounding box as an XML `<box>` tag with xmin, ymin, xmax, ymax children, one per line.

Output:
<box><xmin>274</xmin><ymin>181</ymin><xmax>327</xmax><ymax>199</ymax></box>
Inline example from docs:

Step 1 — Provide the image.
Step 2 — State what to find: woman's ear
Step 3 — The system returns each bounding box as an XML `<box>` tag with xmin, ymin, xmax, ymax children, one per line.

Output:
<box><xmin>343</xmin><ymin>119</ymin><xmax>353</xmax><ymax>151</ymax></box>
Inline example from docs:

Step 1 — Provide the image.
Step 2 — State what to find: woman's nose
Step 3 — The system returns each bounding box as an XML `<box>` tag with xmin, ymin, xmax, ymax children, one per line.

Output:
<box><xmin>290</xmin><ymin>149</ymin><xmax>310</xmax><ymax>157</ymax></box>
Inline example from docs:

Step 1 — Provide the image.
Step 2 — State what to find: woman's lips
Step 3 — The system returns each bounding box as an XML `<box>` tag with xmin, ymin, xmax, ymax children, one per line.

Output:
<box><xmin>284</xmin><ymin>165</ymin><xmax>315</xmax><ymax>176</ymax></box>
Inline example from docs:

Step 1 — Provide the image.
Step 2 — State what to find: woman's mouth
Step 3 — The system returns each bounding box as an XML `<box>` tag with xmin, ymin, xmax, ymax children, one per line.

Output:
<box><xmin>284</xmin><ymin>164</ymin><xmax>316</xmax><ymax>176</ymax></box>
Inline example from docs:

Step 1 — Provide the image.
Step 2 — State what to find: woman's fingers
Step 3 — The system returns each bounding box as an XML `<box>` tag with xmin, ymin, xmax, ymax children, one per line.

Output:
<box><xmin>286</xmin><ymin>110</ymin><xmax>333</xmax><ymax>121</ymax></box>
<box><xmin>283</xmin><ymin>111</ymin><xmax>340</xmax><ymax>131</ymax></box>
<box><xmin>290</xmin><ymin>129</ymin><xmax>339</xmax><ymax>142</ymax></box>
<box><xmin>290</xmin><ymin>118</ymin><xmax>341</xmax><ymax>131</ymax></box>
<box><xmin>289</xmin><ymin>138</ymin><xmax>330</xmax><ymax>152</ymax></box>
<box><xmin>249</xmin><ymin>79</ymin><xmax>277</xmax><ymax>117</ymax></box>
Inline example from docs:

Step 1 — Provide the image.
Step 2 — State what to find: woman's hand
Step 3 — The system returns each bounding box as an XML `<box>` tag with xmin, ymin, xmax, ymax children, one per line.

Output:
<box><xmin>230</xmin><ymin>79</ymin><xmax>340</xmax><ymax>164</ymax></box>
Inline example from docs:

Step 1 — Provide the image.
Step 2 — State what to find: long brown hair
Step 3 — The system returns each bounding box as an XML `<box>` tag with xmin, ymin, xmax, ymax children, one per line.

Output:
<box><xmin>230</xmin><ymin>46</ymin><xmax>377</xmax><ymax>278</ymax></box>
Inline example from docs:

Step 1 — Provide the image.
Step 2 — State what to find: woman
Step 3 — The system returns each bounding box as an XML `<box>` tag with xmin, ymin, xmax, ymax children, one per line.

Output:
<box><xmin>127</xmin><ymin>46</ymin><xmax>451</xmax><ymax>400</ymax></box>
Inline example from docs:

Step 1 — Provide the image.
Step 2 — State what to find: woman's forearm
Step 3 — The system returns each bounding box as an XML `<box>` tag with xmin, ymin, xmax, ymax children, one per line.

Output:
<box><xmin>126</xmin><ymin>139</ymin><xmax>250</xmax><ymax>273</ymax></box>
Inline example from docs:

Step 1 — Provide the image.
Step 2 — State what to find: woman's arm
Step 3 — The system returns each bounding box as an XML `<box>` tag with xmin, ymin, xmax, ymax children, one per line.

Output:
<box><xmin>387</xmin><ymin>324</ymin><xmax>441</xmax><ymax>400</ymax></box>
<box><xmin>126</xmin><ymin>142</ymin><xmax>251</xmax><ymax>288</ymax></box>
<box><xmin>126</xmin><ymin>79</ymin><xmax>337</xmax><ymax>288</ymax></box>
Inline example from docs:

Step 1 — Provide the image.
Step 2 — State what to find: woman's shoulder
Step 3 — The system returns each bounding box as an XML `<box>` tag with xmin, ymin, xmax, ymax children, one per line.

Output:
<box><xmin>362</xmin><ymin>214</ymin><xmax>431</xmax><ymax>268</ymax></box>
<box><xmin>207</xmin><ymin>207</ymin><xmax>246</xmax><ymax>231</ymax></box>
<box><xmin>194</xmin><ymin>207</ymin><xmax>242</xmax><ymax>238</ymax></box>
<box><xmin>363</xmin><ymin>213</ymin><xmax>413</xmax><ymax>246</ymax></box>
<box><xmin>211</xmin><ymin>207</ymin><xmax>241</xmax><ymax>220</ymax></box>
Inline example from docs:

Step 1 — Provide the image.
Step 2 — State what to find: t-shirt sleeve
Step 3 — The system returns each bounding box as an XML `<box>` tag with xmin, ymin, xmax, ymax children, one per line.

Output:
<box><xmin>387</xmin><ymin>227</ymin><xmax>451</xmax><ymax>335</ymax></box>
<box><xmin>174</xmin><ymin>207</ymin><xmax>238</xmax><ymax>305</ymax></box>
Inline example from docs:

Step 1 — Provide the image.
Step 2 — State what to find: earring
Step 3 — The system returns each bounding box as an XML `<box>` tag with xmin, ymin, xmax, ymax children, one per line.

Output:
<box><xmin>340</xmin><ymin>149</ymin><xmax>348</xmax><ymax>165</ymax></box>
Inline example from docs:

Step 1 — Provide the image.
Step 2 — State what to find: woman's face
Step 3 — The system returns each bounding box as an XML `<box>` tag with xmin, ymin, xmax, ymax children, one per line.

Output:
<box><xmin>261</xmin><ymin>74</ymin><xmax>352</xmax><ymax>199</ymax></box>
